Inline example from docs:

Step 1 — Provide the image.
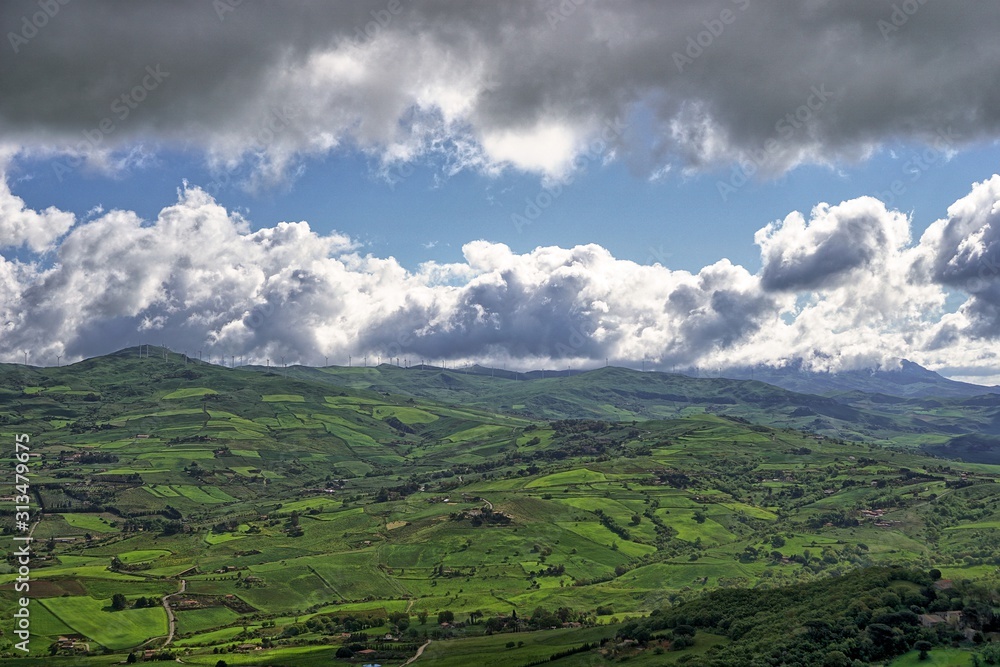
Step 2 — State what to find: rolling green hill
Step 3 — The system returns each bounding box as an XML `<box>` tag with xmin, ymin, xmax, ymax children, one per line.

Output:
<box><xmin>719</xmin><ymin>359</ymin><xmax>1000</xmax><ymax>399</ymax></box>
<box><xmin>1</xmin><ymin>348</ymin><xmax>998</xmax><ymax>665</ymax></box>
<box><xmin>279</xmin><ymin>362</ymin><xmax>1000</xmax><ymax>459</ymax></box>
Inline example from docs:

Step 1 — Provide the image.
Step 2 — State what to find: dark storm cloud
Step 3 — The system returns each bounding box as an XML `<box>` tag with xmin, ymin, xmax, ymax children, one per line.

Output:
<box><xmin>8</xmin><ymin>2</ymin><xmax>1000</xmax><ymax>377</ymax></box>
<box><xmin>1</xmin><ymin>1</ymin><xmax>998</xmax><ymax>179</ymax></box>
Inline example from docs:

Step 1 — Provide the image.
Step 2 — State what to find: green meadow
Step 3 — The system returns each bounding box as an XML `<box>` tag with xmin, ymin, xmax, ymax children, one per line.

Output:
<box><xmin>2</xmin><ymin>349</ymin><xmax>1000</xmax><ymax>664</ymax></box>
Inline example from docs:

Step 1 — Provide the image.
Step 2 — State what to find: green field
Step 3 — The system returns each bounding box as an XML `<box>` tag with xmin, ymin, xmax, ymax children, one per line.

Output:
<box><xmin>59</xmin><ymin>513</ymin><xmax>121</xmax><ymax>533</ymax></box>
<box><xmin>39</xmin><ymin>597</ymin><xmax>168</xmax><ymax>649</ymax></box>
<box><xmin>889</xmin><ymin>648</ymin><xmax>977</xmax><ymax>666</ymax></box>
<box><xmin>118</xmin><ymin>549</ymin><xmax>172</xmax><ymax>564</ymax></box>
<box><xmin>3</xmin><ymin>349</ymin><xmax>1000</xmax><ymax>665</ymax></box>
<box><xmin>162</xmin><ymin>387</ymin><xmax>218</xmax><ymax>399</ymax></box>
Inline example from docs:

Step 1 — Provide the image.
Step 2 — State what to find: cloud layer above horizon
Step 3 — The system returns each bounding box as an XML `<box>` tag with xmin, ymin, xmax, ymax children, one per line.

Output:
<box><xmin>4</xmin><ymin>171</ymin><xmax>1000</xmax><ymax>381</ymax></box>
<box><xmin>2</xmin><ymin>1</ymin><xmax>999</xmax><ymax>182</ymax></box>
<box><xmin>4</xmin><ymin>2</ymin><xmax>1000</xmax><ymax>381</ymax></box>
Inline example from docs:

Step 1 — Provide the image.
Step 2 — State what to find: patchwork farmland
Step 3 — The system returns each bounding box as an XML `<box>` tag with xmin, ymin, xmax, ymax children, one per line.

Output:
<box><xmin>1</xmin><ymin>349</ymin><xmax>999</xmax><ymax>665</ymax></box>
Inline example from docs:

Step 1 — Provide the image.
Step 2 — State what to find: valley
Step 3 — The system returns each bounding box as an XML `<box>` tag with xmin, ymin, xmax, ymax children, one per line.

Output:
<box><xmin>1</xmin><ymin>349</ymin><xmax>999</xmax><ymax>665</ymax></box>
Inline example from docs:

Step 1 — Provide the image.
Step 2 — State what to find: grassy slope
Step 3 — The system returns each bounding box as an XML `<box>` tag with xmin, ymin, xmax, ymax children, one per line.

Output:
<box><xmin>288</xmin><ymin>364</ymin><xmax>1000</xmax><ymax>456</ymax></box>
<box><xmin>2</xmin><ymin>349</ymin><xmax>1000</xmax><ymax>664</ymax></box>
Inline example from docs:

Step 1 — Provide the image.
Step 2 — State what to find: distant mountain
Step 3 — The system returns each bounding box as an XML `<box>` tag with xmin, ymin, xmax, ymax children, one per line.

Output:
<box><xmin>279</xmin><ymin>363</ymin><xmax>1000</xmax><ymax>450</ymax></box>
<box><xmin>9</xmin><ymin>349</ymin><xmax>1000</xmax><ymax>462</ymax></box>
<box><xmin>714</xmin><ymin>359</ymin><xmax>1000</xmax><ymax>399</ymax></box>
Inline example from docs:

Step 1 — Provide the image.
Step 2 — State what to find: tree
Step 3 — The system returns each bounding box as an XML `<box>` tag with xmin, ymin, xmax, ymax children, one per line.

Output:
<box><xmin>417</xmin><ymin>609</ymin><xmax>428</xmax><ymax>624</ymax></box>
<box><xmin>823</xmin><ymin>650</ymin><xmax>850</xmax><ymax>667</ymax></box>
<box><xmin>914</xmin><ymin>640</ymin><xmax>933</xmax><ymax>661</ymax></box>
<box><xmin>438</xmin><ymin>610</ymin><xmax>455</xmax><ymax>624</ymax></box>
<box><xmin>111</xmin><ymin>593</ymin><xmax>128</xmax><ymax>611</ymax></box>
<box><xmin>335</xmin><ymin>647</ymin><xmax>353</xmax><ymax>658</ymax></box>
<box><xmin>983</xmin><ymin>642</ymin><xmax>1000</xmax><ymax>664</ymax></box>
<box><xmin>126</xmin><ymin>653</ymin><xmax>137</xmax><ymax>664</ymax></box>
<box><xmin>215</xmin><ymin>661</ymin><xmax>228</xmax><ymax>667</ymax></box>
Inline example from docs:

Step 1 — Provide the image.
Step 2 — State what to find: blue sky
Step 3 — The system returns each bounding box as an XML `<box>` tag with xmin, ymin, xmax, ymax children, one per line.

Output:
<box><xmin>9</xmin><ymin>142</ymin><xmax>997</xmax><ymax>275</ymax></box>
<box><xmin>3</xmin><ymin>1</ymin><xmax>1000</xmax><ymax>381</ymax></box>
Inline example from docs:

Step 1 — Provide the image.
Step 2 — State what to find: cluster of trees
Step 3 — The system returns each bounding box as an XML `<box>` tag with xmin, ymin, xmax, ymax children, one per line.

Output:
<box><xmin>74</xmin><ymin>452</ymin><xmax>119</xmax><ymax>464</ymax></box>
<box><xmin>285</xmin><ymin>510</ymin><xmax>303</xmax><ymax>537</ymax></box>
<box><xmin>111</xmin><ymin>593</ymin><xmax>159</xmax><ymax>610</ymax></box>
<box><xmin>615</xmin><ymin>567</ymin><xmax>985</xmax><ymax>666</ymax></box>
<box><xmin>109</xmin><ymin>555</ymin><xmax>153</xmax><ymax>572</ymax></box>
<box><xmin>274</xmin><ymin>613</ymin><xmax>389</xmax><ymax>639</ymax></box>
<box><xmin>593</xmin><ymin>508</ymin><xmax>632</xmax><ymax>541</ymax></box>
<box><xmin>384</xmin><ymin>416</ymin><xmax>415</xmax><ymax>433</ymax></box>
<box><xmin>212</xmin><ymin>518</ymin><xmax>240</xmax><ymax>533</ymax></box>
<box><xmin>480</xmin><ymin>606</ymin><xmax>588</xmax><ymax>634</ymax></box>
<box><xmin>68</xmin><ymin>415</ymin><xmax>115</xmax><ymax>433</ymax></box>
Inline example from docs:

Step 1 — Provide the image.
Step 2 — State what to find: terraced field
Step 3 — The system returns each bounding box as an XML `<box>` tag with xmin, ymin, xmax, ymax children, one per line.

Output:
<box><xmin>1</xmin><ymin>349</ymin><xmax>999</xmax><ymax>664</ymax></box>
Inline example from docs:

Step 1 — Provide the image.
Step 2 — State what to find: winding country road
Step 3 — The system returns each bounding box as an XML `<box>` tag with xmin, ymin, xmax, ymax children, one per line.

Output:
<box><xmin>161</xmin><ymin>579</ymin><xmax>187</xmax><ymax>646</ymax></box>
<box><xmin>403</xmin><ymin>639</ymin><xmax>431</xmax><ymax>665</ymax></box>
